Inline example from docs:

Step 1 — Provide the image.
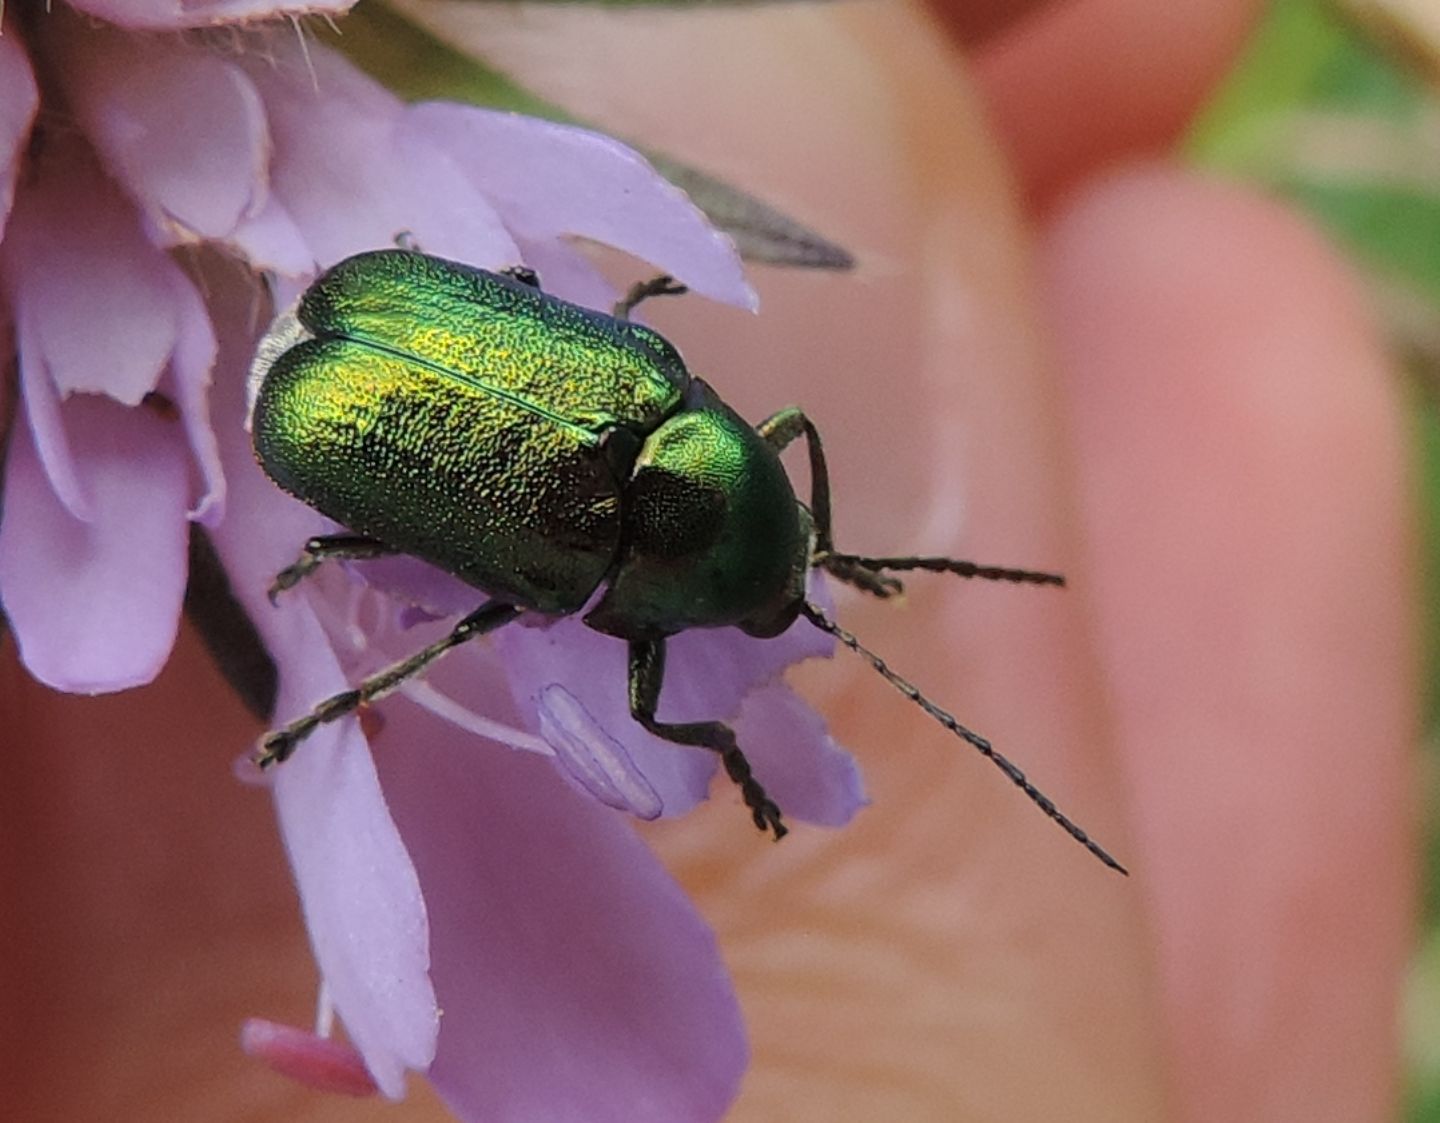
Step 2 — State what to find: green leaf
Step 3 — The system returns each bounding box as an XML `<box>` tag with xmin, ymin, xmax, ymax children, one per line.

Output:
<box><xmin>335</xmin><ymin>1</ymin><xmax>855</xmax><ymax>269</ymax></box>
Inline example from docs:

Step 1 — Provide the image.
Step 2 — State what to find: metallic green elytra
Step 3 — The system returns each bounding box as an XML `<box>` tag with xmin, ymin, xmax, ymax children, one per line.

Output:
<box><xmin>250</xmin><ymin>249</ymin><xmax>1126</xmax><ymax>874</ymax></box>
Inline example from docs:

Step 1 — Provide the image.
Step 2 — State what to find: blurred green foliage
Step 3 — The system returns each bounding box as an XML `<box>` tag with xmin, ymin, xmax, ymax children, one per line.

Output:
<box><xmin>1190</xmin><ymin>2</ymin><xmax>1440</xmax><ymax>1116</ymax></box>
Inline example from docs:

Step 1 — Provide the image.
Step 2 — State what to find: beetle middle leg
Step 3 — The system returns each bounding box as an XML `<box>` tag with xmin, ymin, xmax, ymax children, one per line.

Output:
<box><xmin>257</xmin><ymin>600</ymin><xmax>522</xmax><ymax>768</ymax></box>
<box><xmin>628</xmin><ymin>639</ymin><xmax>786</xmax><ymax>840</ymax></box>
<box><xmin>613</xmin><ymin>276</ymin><xmax>688</xmax><ymax>319</ymax></box>
<box><xmin>269</xmin><ymin>534</ymin><xmax>399</xmax><ymax>603</ymax></box>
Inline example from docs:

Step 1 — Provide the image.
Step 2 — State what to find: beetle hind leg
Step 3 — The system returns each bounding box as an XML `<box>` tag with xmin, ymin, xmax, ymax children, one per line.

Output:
<box><xmin>269</xmin><ymin>534</ymin><xmax>399</xmax><ymax>604</ymax></box>
<box><xmin>628</xmin><ymin>639</ymin><xmax>787</xmax><ymax>840</ymax></box>
<box><xmin>257</xmin><ymin>600</ymin><xmax>522</xmax><ymax>767</ymax></box>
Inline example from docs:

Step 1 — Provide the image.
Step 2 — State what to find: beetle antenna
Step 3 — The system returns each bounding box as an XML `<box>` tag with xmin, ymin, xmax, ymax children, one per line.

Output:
<box><xmin>823</xmin><ymin>552</ymin><xmax>1064</xmax><ymax>588</ymax></box>
<box><xmin>800</xmin><ymin>601</ymin><xmax>1127</xmax><ymax>875</ymax></box>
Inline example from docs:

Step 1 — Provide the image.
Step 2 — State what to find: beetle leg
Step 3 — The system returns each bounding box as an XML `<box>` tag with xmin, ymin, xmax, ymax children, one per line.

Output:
<box><xmin>756</xmin><ymin>406</ymin><xmax>836</xmax><ymax>558</ymax></box>
<box><xmin>613</xmin><ymin>275</ymin><xmax>688</xmax><ymax>319</ymax></box>
<box><xmin>757</xmin><ymin>407</ymin><xmax>900</xmax><ymax>595</ymax></box>
<box><xmin>256</xmin><ymin>600</ymin><xmax>522</xmax><ymax>768</ymax></box>
<box><xmin>269</xmin><ymin>534</ymin><xmax>400</xmax><ymax>604</ymax></box>
<box><xmin>501</xmin><ymin>265</ymin><xmax>541</xmax><ymax>289</ymax></box>
<box><xmin>627</xmin><ymin>639</ymin><xmax>787</xmax><ymax>840</ymax></box>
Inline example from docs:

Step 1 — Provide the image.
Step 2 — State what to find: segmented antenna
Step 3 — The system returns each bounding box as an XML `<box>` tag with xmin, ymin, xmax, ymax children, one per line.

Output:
<box><xmin>800</xmin><ymin>602</ymin><xmax>1127</xmax><ymax>875</ymax></box>
<box><xmin>823</xmin><ymin>553</ymin><xmax>1065</xmax><ymax>588</ymax></box>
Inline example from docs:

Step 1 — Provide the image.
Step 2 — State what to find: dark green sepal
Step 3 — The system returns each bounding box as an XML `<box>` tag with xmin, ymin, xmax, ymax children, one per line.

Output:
<box><xmin>184</xmin><ymin>526</ymin><xmax>278</xmax><ymax>722</ymax></box>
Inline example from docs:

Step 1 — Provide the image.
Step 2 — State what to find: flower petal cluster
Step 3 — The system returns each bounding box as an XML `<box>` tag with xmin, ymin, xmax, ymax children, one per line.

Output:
<box><xmin>0</xmin><ymin>2</ymin><xmax>863</xmax><ymax>1118</ymax></box>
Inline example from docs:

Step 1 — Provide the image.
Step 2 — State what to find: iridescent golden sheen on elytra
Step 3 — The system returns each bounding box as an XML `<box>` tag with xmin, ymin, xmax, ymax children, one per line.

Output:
<box><xmin>251</xmin><ymin>250</ymin><xmax>805</xmax><ymax>635</ymax></box>
<box><xmin>250</xmin><ymin>250</ymin><xmax>1126</xmax><ymax>867</ymax></box>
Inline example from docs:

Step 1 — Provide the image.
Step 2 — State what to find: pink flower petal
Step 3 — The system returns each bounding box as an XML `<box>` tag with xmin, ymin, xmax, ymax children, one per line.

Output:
<box><xmin>0</xmin><ymin>395</ymin><xmax>188</xmax><ymax>692</ymax></box>
<box><xmin>65</xmin><ymin>0</ymin><xmax>355</xmax><ymax>31</ymax></box>
<box><xmin>240</xmin><ymin>1019</ymin><xmax>378</xmax><ymax>1098</ymax></box>
<box><xmin>206</xmin><ymin>285</ymin><xmax>437</xmax><ymax>1095</ymax></box>
<box><xmin>57</xmin><ymin>22</ymin><xmax>269</xmax><ymax>243</ymax></box>
<box><xmin>243</xmin><ymin>43</ymin><xmax>517</xmax><ymax>269</ymax></box>
<box><xmin>410</xmin><ymin>103</ymin><xmax>756</xmax><ymax>309</ymax></box>
<box><xmin>377</xmin><ymin>697</ymin><xmax>747</xmax><ymax>1123</ymax></box>
<box><xmin>1</xmin><ymin>144</ymin><xmax>177</xmax><ymax>405</ymax></box>
<box><xmin>0</xmin><ymin>31</ymin><xmax>37</xmax><ymax>242</ymax></box>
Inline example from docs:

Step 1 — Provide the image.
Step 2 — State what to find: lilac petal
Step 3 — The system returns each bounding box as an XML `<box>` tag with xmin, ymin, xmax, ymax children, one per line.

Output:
<box><xmin>511</xmin><ymin>233</ymin><xmax>617</xmax><ymax>310</ymax></box>
<box><xmin>410</xmin><ymin>103</ymin><xmax>755</xmax><ymax>310</ymax></box>
<box><xmin>163</xmin><ymin>272</ymin><xmax>225</xmax><ymax>525</ymax></box>
<box><xmin>13</xmin><ymin>317</ymin><xmax>91</xmax><ymax>522</ymax></box>
<box><xmin>57</xmin><ymin>25</ymin><xmax>268</xmax><ymax>244</ymax></box>
<box><xmin>538</xmin><ymin>684</ymin><xmax>663</xmax><ymax>820</ymax></box>
<box><xmin>0</xmin><ymin>33</ymin><xmax>37</xmax><ymax>242</ymax></box>
<box><xmin>0</xmin><ymin>395</ymin><xmax>187</xmax><ymax>692</ymax></box>
<box><xmin>377</xmin><ymin>697</ymin><xmax>747</xmax><ymax>1123</ymax></box>
<box><xmin>205</xmin><ymin>279</ymin><xmax>436</xmax><ymax>1096</ymax></box>
<box><xmin>268</xmin><ymin>693</ymin><xmax>433</xmax><ymax>1100</ymax></box>
<box><xmin>244</xmin><ymin>43</ymin><xmax>517</xmax><ymax>270</ymax></box>
<box><xmin>733</xmin><ymin>683</ymin><xmax>865</xmax><ymax>827</ymax></box>
<box><xmin>664</xmin><ymin>612</ymin><xmax>833</xmax><ymax>724</ymax></box>
<box><xmin>228</xmin><ymin>196</ymin><xmax>314</xmax><ymax>277</ymax></box>
<box><xmin>354</xmin><ymin>554</ymin><xmax>481</xmax><ymax>621</ymax></box>
<box><xmin>65</xmin><ymin>0</ymin><xmax>356</xmax><ymax>31</ymax></box>
<box><xmin>495</xmin><ymin>618</ymin><xmax>717</xmax><ymax>816</ymax></box>
<box><xmin>1</xmin><ymin>145</ymin><xmax>177</xmax><ymax>405</ymax></box>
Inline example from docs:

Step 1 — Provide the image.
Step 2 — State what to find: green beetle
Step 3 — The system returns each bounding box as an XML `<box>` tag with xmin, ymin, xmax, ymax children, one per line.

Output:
<box><xmin>250</xmin><ymin>249</ymin><xmax>1124</xmax><ymax>873</ymax></box>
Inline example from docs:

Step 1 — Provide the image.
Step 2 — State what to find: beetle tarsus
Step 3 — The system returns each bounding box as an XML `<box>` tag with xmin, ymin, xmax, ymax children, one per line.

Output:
<box><xmin>502</xmin><ymin>265</ymin><xmax>541</xmax><ymax>289</ymax></box>
<box><xmin>628</xmin><ymin>638</ymin><xmax>787</xmax><ymax>840</ymax></box>
<box><xmin>613</xmin><ymin>275</ymin><xmax>688</xmax><ymax>319</ymax></box>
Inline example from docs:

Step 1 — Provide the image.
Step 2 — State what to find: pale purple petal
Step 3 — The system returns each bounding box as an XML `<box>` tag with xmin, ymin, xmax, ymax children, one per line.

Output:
<box><xmin>13</xmin><ymin>316</ymin><xmax>91</xmax><ymax>521</ymax></box>
<box><xmin>206</xmin><ymin>283</ymin><xmax>436</xmax><ymax>1095</ymax></box>
<box><xmin>163</xmin><ymin>271</ymin><xmax>225</xmax><ymax>525</ymax></box>
<box><xmin>58</xmin><ymin>25</ymin><xmax>268</xmax><ymax>243</ymax></box>
<box><xmin>665</xmin><ymin>614</ymin><xmax>833</xmax><ymax>722</ymax></box>
<box><xmin>410</xmin><ymin>103</ymin><xmax>755</xmax><ymax>310</ymax></box>
<box><xmin>510</xmin><ymin>233</ymin><xmax>617</xmax><ymax>310</ymax></box>
<box><xmin>377</xmin><ymin>697</ymin><xmax>747</xmax><ymax>1123</ymax></box>
<box><xmin>539</xmin><ymin>684</ymin><xmax>663</xmax><ymax>820</ymax></box>
<box><xmin>0</xmin><ymin>395</ymin><xmax>187</xmax><ymax>691</ymax></box>
<box><xmin>0</xmin><ymin>33</ymin><xmax>37</xmax><ymax>242</ymax></box>
<box><xmin>65</xmin><ymin>0</ymin><xmax>355</xmax><ymax>31</ymax></box>
<box><xmin>733</xmin><ymin>683</ymin><xmax>865</xmax><ymax>827</ymax></box>
<box><xmin>354</xmin><ymin>554</ymin><xmax>479</xmax><ymax>620</ymax></box>
<box><xmin>229</xmin><ymin>197</ymin><xmax>314</xmax><ymax>276</ymax></box>
<box><xmin>244</xmin><ymin>43</ymin><xmax>517</xmax><ymax>269</ymax></box>
<box><xmin>1</xmin><ymin>144</ymin><xmax>176</xmax><ymax>405</ymax></box>
<box><xmin>496</xmin><ymin>618</ymin><xmax>717</xmax><ymax>816</ymax></box>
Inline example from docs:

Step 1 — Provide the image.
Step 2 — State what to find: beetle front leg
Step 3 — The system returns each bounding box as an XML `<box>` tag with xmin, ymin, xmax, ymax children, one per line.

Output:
<box><xmin>258</xmin><ymin>600</ymin><xmax>522</xmax><ymax>767</ymax></box>
<box><xmin>628</xmin><ymin>639</ymin><xmax>787</xmax><ymax>840</ymax></box>
<box><xmin>613</xmin><ymin>276</ymin><xmax>688</xmax><ymax>319</ymax></box>
<box><xmin>269</xmin><ymin>534</ymin><xmax>399</xmax><ymax>604</ymax></box>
